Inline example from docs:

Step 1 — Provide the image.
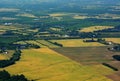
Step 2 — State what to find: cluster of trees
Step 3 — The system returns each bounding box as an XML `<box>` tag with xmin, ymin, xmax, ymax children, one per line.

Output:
<box><xmin>0</xmin><ymin>49</ymin><xmax>21</xmax><ymax>68</ymax></box>
<box><xmin>97</xmin><ymin>38</ymin><xmax>110</xmax><ymax>45</ymax></box>
<box><xmin>28</xmin><ymin>44</ymin><xmax>40</xmax><ymax>49</ymax></box>
<box><xmin>0</xmin><ymin>70</ymin><xmax>29</xmax><ymax>81</ymax></box>
<box><xmin>46</xmin><ymin>40</ymin><xmax>63</xmax><ymax>47</ymax></box>
<box><xmin>113</xmin><ymin>45</ymin><xmax>120</xmax><ymax>51</ymax></box>
<box><xmin>102</xmin><ymin>63</ymin><xmax>118</xmax><ymax>71</ymax></box>
<box><xmin>113</xmin><ymin>55</ymin><xmax>120</xmax><ymax>61</ymax></box>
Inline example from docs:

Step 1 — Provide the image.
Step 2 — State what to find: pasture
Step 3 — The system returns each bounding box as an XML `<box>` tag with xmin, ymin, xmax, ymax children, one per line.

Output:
<box><xmin>0</xmin><ymin>48</ymin><xmax>113</xmax><ymax>81</ymax></box>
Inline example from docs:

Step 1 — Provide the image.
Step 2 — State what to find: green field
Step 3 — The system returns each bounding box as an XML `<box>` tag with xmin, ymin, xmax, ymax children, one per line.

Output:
<box><xmin>0</xmin><ymin>48</ymin><xmax>114</xmax><ymax>81</ymax></box>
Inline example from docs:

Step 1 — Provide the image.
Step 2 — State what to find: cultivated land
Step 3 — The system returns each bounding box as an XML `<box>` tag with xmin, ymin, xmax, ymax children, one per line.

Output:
<box><xmin>0</xmin><ymin>55</ymin><xmax>6</xmax><ymax>60</ymax></box>
<box><xmin>0</xmin><ymin>50</ymin><xmax>14</xmax><ymax>60</ymax></box>
<box><xmin>15</xmin><ymin>40</ymin><xmax>59</xmax><ymax>48</ymax></box>
<box><xmin>16</xmin><ymin>13</ymin><xmax>37</xmax><ymax>18</ymax></box>
<box><xmin>0</xmin><ymin>8</ymin><xmax>19</xmax><ymax>12</ymax></box>
<box><xmin>52</xmin><ymin>46</ymin><xmax>114</xmax><ymax>65</ymax></box>
<box><xmin>49</xmin><ymin>13</ymin><xmax>68</xmax><ymax>17</ymax></box>
<box><xmin>51</xmin><ymin>39</ymin><xmax>104</xmax><ymax>47</ymax></box>
<box><xmin>0</xmin><ymin>0</ymin><xmax>120</xmax><ymax>81</ymax></box>
<box><xmin>52</xmin><ymin>46</ymin><xmax>120</xmax><ymax>81</ymax></box>
<box><xmin>0</xmin><ymin>48</ymin><xmax>114</xmax><ymax>81</ymax></box>
<box><xmin>105</xmin><ymin>38</ymin><xmax>120</xmax><ymax>44</ymax></box>
<box><xmin>80</xmin><ymin>26</ymin><xmax>114</xmax><ymax>32</ymax></box>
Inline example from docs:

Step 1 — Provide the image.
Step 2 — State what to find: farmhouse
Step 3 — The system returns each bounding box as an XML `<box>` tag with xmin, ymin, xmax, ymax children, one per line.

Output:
<box><xmin>4</xmin><ymin>23</ymin><xmax>12</xmax><ymax>26</ymax></box>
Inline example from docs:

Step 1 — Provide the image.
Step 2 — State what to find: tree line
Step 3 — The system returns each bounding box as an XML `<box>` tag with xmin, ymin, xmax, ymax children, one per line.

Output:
<box><xmin>0</xmin><ymin>70</ymin><xmax>30</xmax><ymax>81</ymax></box>
<box><xmin>0</xmin><ymin>49</ymin><xmax>21</xmax><ymax>68</ymax></box>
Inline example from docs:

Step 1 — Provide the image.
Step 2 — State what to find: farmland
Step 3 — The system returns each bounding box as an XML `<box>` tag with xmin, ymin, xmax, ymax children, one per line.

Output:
<box><xmin>80</xmin><ymin>26</ymin><xmax>114</xmax><ymax>32</ymax></box>
<box><xmin>15</xmin><ymin>40</ymin><xmax>60</xmax><ymax>48</ymax></box>
<box><xmin>51</xmin><ymin>39</ymin><xmax>104</xmax><ymax>47</ymax></box>
<box><xmin>0</xmin><ymin>0</ymin><xmax>120</xmax><ymax>81</ymax></box>
<box><xmin>0</xmin><ymin>8</ymin><xmax>19</xmax><ymax>12</ymax></box>
<box><xmin>105</xmin><ymin>38</ymin><xmax>120</xmax><ymax>44</ymax></box>
<box><xmin>0</xmin><ymin>50</ymin><xmax>14</xmax><ymax>60</ymax></box>
<box><xmin>52</xmin><ymin>46</ymin><xmax>120</xmax><ymax>81</ymax></box>
<box><xmin>0</xmin><ymin>48</ymin><xmax>114</xmax><ymax>81</ymax></box>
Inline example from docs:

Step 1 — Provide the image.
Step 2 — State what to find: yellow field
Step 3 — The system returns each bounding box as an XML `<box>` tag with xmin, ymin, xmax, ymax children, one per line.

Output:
<box><xmin>73</xmin><ymin>15</ymin><xmax>89</xmax><ymax>19</ymax></box>
<box><xmin>0</xmin><ymin>50</ymin><xmax>14</xmax><ymax>60</ymax></box>
<box><xmin>50</xmin><ymin>27</ymin><xmax>61</xmax><ymax>31</ymax></box>
<box><xmin>0</xmin><ymin>8</ymin><xmax>19</xmax><ymax>12</ymax></box>
<box><xmin>16</xmin><ymin>13</ymin><xmax>37</xmax><ymax>18</ymax></box>
<box><xmin>80</xmin><ymin>26</ymin><xmax>114</xmax><ymax>32</ymax></box>
<box><xmin>0</xmin><ymin>25</ymin><xmax>23</xmax><ymax>31</ymax></box>
<box><xmin>49</xmin><ymin>13</ymin><xmax>67</xmax><ymax>17</ymax></box>
<box><xmin>105</xmin><ymin>38</ymin><xmax>120</xmax><ymax>44</ymax></box>
<box><xmin>2</xmin><ymin>17</ymin><xmax>17</xmax><ymax>20</ymax></box>
<box><xmin>0</xmin><ymin>48</ymin><xmax>113</xmax><ymax>81</ymax></box>
<box><xmin>51</xmin><ymin>39</ymin><xmax>105</xmax><ymax>47</ymax></box>
<box><xmin>0</xmin><ymin>55</ymin><xmax>6</xmax><ymax>60</ymax></box>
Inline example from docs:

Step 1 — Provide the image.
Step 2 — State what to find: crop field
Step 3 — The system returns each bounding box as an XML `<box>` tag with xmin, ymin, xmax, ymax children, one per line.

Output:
<box><xmin>52</xmin><ymin>46</ymin><xmax>120</xmax><ymax>81</ymax></box>
<box><xmin>16</xmin><ymin>13</ymin><xmax>37</xmax><ymax>18</ymax></box>
<box><xmin>79</xmin><ymin>26</ymin><xmax>114</xmax><ymax>32</ymax></box>
<box><xmin>52</xmin><ymin>46</ymin><xmax>115</xmax><ymax>65</ymax></box>
<box><xmin>49</xmin><ymin>13</ymin><xmax>68</xmax><ymax>17</ymax></box>
<box><xmin>1</xmin><ymin>17</ymin><xmax>17</xmax><ymax>20</ymax></box>
<box><xmin>36</xmin><ymin>40</ymin><xmax>59</xmax><ymax>48</ymax></box>
<box><xmin>0</xmin><ymin>25</ymin><xmax>23</xmax><ymax>31</ymax></box>
<box><xmin>51</xmin><ymin>39</ymin><xmax>105</xmax><ymax>47</ymax></box>
<box><xmin>0</xmin><ymin>55</ymin><xmax>6</xmax><ymax>60</ymax></box>
<box><xmin>73</xmin><ymin>15</ymin><xmax>89</xmax><ymax>19</ymax></box>
<box><xmin>0</xmin><ymin>50</ymin><xmax>14</xmax><ymax>60</ymax></box>
<box><xmin>14</xmin><ymin>41</ymin><xmax>27</xmax><ymax>45</ymax></box>
<box><xmin>105</xmin><ymin>38</ymin><xmax>120</xmax><ymax>44</ymax></box>
<box><xmin>0</xmin><ymin>48</ymin><xmax>114</xmax><ymax>81</ymax></box>
<box><xmin>15</xmin><ymin>40</ymin><xmax>59</xmax><ymax>48</ymax></box>
<box><xmin>0</xmin><ymin>8</ymin><xmax>19</xmax><ymax>12</ymax></box>
<box><xmin>50</xmin><ymin>27</ymin><xmax>62</xmax><ymax>31</ymax></box>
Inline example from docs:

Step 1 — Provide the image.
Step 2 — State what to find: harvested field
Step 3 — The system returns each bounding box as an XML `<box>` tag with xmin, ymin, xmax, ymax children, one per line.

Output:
<box><xmin>79</xmin><ymin>26</ymin><xmax>114</xmax><ymax>32</ymax></box>
<box><xmin>107</xmin><ymin>72</ymin><xmax>120</xmax><ymax>81</ymax></box>
<box><xmin>105</xmin><ymin>38</ymin><xmax>120</xmax><ymax>44</ymax></box>
<box><xmin>51</xmin><ymin>39</ymin><xmax>104</xmax><ymax>47</ymax></box>
<box><xmin>52</xmin><ymin>46</ymin><xmax>120</xmax><ymax>81</ymax></box>
<box><xmin>0</xmin><ymin>48</ymin><xmax>113</xmax><ymax>81</ymax></box>
<box><xmin>52</xmin><ymin>46</ymin><xmax>116</xmax><ymax>65</ymax></box>
<box><xmin>0</xmin><ymin>55</ymin><xmax>6</xmax><ymax>60</ymax></box>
